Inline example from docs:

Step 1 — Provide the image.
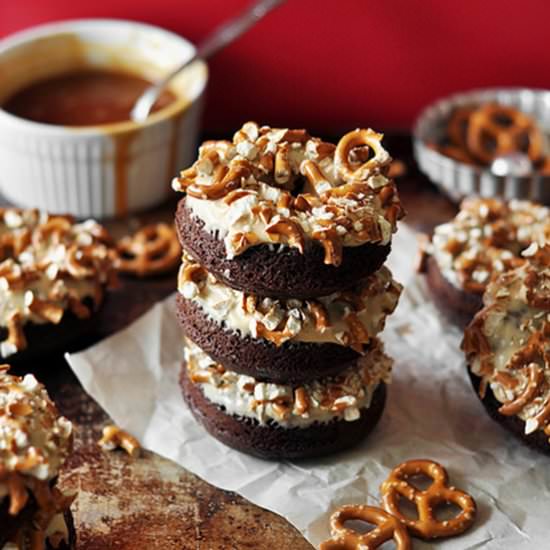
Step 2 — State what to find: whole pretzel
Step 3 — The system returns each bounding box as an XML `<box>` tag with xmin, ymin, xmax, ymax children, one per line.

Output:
<box><xmin>466</xmin><ymin>103</ymin><xmax>543</xmax><ymax>164</ymax></box>
<box><xmin>447</xmin><ymin>106</ymin><xmax>475</xmax><ymax>149</ymax></box>
<box><xmin>117</xmin><ymin>223</ymin><xmax>181</xmax><ymax>277</ymax></box>
<box><xmin>320</xmin><ymin>505</ymin><xmax>411</xmax><ymax>550</ymax></box>
<box><xmin>335</xmin><ymin>129</ymin><xmax>390</xmax><ymax>181</ymax></box>
<box><xmin>380</xmin><ymin>459</ymin><xmax>476</xmax><ymax>539</ymax></box>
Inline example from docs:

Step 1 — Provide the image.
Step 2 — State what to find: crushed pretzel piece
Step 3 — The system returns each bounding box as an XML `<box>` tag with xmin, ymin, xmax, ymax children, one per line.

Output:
<box><xmin>99</xmin><ymin>425</ymin><xmax>141</xmax><ymax>458</ymax></box>
<box><xmin>388</xmin><ymin>159</ymin><xmax>407</xmax><ymax>178</ymax></box>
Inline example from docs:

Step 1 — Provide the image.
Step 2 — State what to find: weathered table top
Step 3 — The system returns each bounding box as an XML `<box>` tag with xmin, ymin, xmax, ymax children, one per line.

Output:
<box><xmin>28</xmin><ymin>134</ymin><xmax>457</xmax><ymax>549</ymax></box>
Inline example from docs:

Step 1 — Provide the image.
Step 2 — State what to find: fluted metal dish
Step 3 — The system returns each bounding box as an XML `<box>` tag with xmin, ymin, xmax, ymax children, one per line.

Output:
<box><xmin>413</xmin><ymin>87</ymin><xmax>550</xmax><ymax>204</ymax></box>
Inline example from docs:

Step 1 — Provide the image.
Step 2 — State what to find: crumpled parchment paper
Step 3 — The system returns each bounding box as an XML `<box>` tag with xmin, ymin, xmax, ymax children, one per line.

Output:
<box><xmin>67</xmin><ymin>223</ymin><xmax>548</xmax><ymax>549</ymax></box>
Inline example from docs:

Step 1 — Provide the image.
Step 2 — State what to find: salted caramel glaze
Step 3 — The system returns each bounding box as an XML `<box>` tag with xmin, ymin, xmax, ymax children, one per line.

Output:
<box><xmin>2</xmin><ymin>69</ymin><xmax>177</xmax><ymax>126</ymax></box>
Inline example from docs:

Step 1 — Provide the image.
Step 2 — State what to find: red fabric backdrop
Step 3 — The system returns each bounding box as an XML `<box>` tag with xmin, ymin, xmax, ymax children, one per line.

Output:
<box><xmin>2</xmin><ymin>0</ymin><xmax>549</xmax><ymax>132</ymax></box>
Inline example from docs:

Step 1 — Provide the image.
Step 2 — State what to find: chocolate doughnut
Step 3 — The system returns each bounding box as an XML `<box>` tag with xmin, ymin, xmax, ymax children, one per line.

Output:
<box><xmin>425</xmin><ymin>256</ymin><xmax>482</xmax><ymax>328</ymax></box>
<box><xmin>468</xmin><ymin>370</ymin><xmax>550</xmax><ymax>455</ymax></box>
<box><xmin>0</xmin><ymin>367</ymin><xmax>76</xmax><ymax>548</ymax></box>
<box><xmin>180</xmin><ymin>339</ymin><xmax>389</xmax><ymax>459</ymax></box>
<box><xmin>176</xmin><ymin>252</ymin><xmax>401</xmax><ymax>384</ymax></box>
<box><xmin>462</xmin><ymin>257</ymin><xmax>550</xmax><ymax>455</ymax></box>
<box><xmin>423</xmin><ymin>197</ymin><xmax>549</xmax><ymax>327</ymax></box>
<box><xmin>173</xmin><ymin>123</ymin><xmax>403</xmax><ymax>298</ymax></box>
<box><xmin>0</xmin><ymin>208</ymin><xmax>118</xmax><ymax>360</ymax></box>
<box><xmin>0</xmin><ymin>501</ymin><xmax>76</xmax><ymax>549</ymax></box>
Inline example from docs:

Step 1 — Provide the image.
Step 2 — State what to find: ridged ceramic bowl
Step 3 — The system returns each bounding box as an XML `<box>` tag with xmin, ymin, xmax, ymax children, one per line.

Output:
<box><xmin>414</xmin><ymin>88</ymin><xmax>550</xmax><ymax>204</ymax></box>
<box><xmin>0</xmin><ymin>19</ymin><xmax>208</xmax><ymax>218</ymax></box>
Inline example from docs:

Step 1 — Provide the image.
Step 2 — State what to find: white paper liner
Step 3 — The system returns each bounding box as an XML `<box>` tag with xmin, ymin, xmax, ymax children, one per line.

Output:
<box><xmin>67</xmin><ymin>224</ymin><xmax>548</xmax><ymax>549</ymax></box>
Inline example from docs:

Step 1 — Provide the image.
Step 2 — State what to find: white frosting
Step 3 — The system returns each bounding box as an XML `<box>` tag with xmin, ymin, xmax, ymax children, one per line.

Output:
<box><xmin>185</xmin><ymin>182</ymin><xmax>394</xmax><ymax>259</ymax></box>
<box><xmin>178</xmin><ymin>252</ymin><xmax>402</xmax><ymax>348</ymax></box>
<box><xmin>185</xmin><ymin>337</ymin><xmax>392</xmax><ymax>428</ymax></box>
<box><xmin>431</xmin><ymin>198</ymin><xmax>549</xmax><ymax>290</ymax></box>
<box><xmin>0</xmin><ymin>370</ymin><xmax>73</xmax><ymax>480</ymax></box>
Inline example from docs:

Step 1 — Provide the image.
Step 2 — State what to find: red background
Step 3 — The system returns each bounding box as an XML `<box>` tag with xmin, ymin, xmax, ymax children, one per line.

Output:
<box><xmin>2</xmin><ymin>1</ymin><xmax>549</xmax><ymax>133</ymax></box>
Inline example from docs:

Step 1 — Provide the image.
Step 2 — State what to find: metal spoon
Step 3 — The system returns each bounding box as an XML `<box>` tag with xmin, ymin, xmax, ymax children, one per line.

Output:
<box><xmin>131</xmin><ymin>0</ymin><xmax>286</xmax><ymax>123</ymax></box>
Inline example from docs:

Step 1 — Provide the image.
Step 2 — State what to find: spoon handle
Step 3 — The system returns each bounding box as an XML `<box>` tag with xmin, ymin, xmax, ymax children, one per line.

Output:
<box><xmin>197</xmin><ymin>0</ymin><xmax>286</xmax><ymax>60</ymax></box>
<box><xmin>131</xmin><ymin>0</ymin><xmax>286</xmax><ymax>122</ymax></box>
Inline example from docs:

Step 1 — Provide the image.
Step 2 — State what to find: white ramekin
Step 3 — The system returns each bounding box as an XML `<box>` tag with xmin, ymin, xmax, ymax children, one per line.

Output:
<box><xmin>414</xmin><ymin>88</ymin><xmax>550</xmax><ymax>205</ymax></box>
<box><xmin>0</xmin><ymin>19</ymin><xmax>208</xmax><ymax>218</ymax></box>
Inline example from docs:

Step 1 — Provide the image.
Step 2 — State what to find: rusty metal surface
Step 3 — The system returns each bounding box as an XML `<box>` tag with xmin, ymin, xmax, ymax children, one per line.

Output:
<box><xmin>10</xmin><ymin>135</ymin><xmax>455</xmax><ymax>549</ymax></box>
<box><xmin>55</xmin><ymin>381</ymin><xmax>311</xmax><ymax>549</ymax></box>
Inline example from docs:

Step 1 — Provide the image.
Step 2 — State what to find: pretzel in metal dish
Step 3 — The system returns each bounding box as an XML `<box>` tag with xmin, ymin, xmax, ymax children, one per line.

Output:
<box><xmin>117</xmin><ymin>223</ymin><xmax>181</xmax><ymax>277</ymax></box>
<box><xmin>380</xmin><ymin>459</ymin><xmax>476</xmax><ymax>539</ymax></box>
<box><xmin>435</xmin><ymin>103</ymin><xmax>546</xmax><ymax>168</ymax></box>
<box><xmin>320</xmin><ymin>504</ymin><xmax>411</xmax><ymax>550</ymax></box>
<box><xmin>447</xmin><ymin>106</ymin><xmax>475</xmax><ymax>151</ymax></box>
<box><xmin>466</xmin><ymin>103</ymin><xmax>543</xmax><ymax>164</ymax></box>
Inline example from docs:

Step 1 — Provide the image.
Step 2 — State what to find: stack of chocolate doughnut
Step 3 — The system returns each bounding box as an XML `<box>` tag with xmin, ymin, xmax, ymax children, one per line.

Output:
<box><xmin>172</xmin><ymin>122</ymin><xmax>405</xmax><ymax>459</ymax></box>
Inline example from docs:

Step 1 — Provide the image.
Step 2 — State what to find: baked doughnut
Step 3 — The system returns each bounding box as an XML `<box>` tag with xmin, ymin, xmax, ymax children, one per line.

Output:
<box><xmin>462</xmin><ymin>258</ymin><xmax>550</xmax><ymax>454</ymax></box>
<box><xmin>0</xmin><ymin>366</ymin><xmax>76</xmax><ymax>548</ymax></box>
<box><xmin>422</xmin><ymin>197</ymin><xmax>549</xmax><ymax>326</ymax></box>
<box><xmin>0</xmin><ymin>208</ymin><xmax>118</xmax><ymax>359</ymax></box>
<box><xmin>173</xmin><ymin>122</ymin><xmax>403</xmax><ymax>298</ymax></box>
<box><xmin>180</xmin><ymin>338</ymin><xmax>390</xmax><ymax>459</ymax></box>
<box><xmin>175</xmin><ymin>251</ymin><xmax>402</xmax><ymax>384</ymax></box>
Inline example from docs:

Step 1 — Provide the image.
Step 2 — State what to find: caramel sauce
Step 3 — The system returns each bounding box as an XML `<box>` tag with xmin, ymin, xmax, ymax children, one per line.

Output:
<box><xmin>2</xmin><ymin>69</ymin><xmax>177</xmax><ymax>126</ymax></box>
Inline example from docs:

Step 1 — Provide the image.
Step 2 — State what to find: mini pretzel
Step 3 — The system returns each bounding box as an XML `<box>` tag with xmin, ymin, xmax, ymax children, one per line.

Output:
<box><xmin>320</xmin><ymin>505</ymin><xmax>411</xmax><ymax>550</ymax></box>
<box><xmin>466</xmin><ymin>103</ymin><xmax>543</xmax><ymax>164</ymax></box>
<box><xmin>117</xmin><ymin>223</ymin><xmax>181</xmax><ymax>277</ymax></box>
<box><xmin>381</xmin><ymin>459</ymin><xmax>476</xmax><ymax>539</ymax></box>
<box><xmin>335</xmin><ymin>129</ymin><xmax>390</xmax><ymax>181</ymax></box>
<box><xmin>498</xmin><ymin>363</ymin><xmax>544</xmax><ymax>416</ymax></box>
